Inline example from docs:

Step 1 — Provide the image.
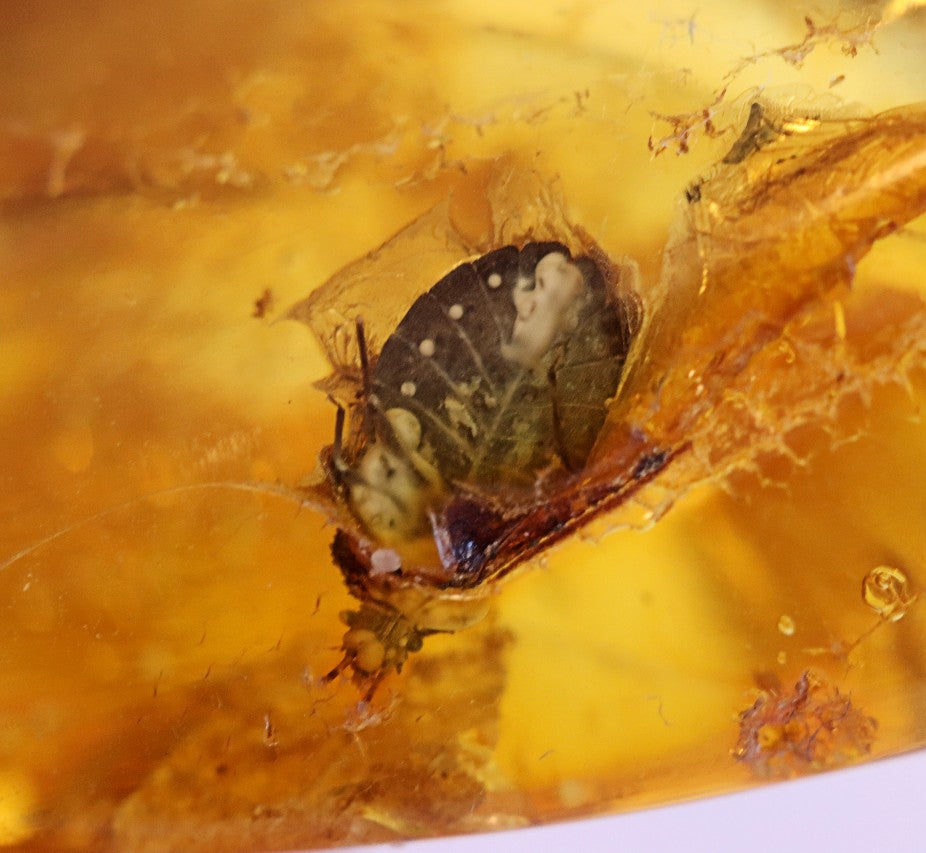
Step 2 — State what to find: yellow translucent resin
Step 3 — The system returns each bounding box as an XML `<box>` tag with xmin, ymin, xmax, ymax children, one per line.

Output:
<box><xmin>2</xmin><ymin>2</ymin><xmax>926</xmax><ymax>850</ymax></box>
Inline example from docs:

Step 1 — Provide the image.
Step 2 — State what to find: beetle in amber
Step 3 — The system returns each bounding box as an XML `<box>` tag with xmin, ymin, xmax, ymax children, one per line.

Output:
<box><xmin>314</xmin><ymin>241</ymin><xmax>666</xmax><ymax>692</ymax></box>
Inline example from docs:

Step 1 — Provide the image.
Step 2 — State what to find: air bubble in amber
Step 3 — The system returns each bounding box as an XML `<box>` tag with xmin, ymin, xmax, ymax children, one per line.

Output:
<box><xmin>862</xmin><ymin>566</ymin><xmax>917</xmax><ymax>622</ymax></box>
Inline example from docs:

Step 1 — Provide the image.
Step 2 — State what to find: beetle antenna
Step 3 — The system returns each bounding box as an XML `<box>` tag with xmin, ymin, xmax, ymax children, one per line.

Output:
<box><xmin>355</xmin><ymin>317</ymin><xmax>372</xmax><ymax>398</ymax></box>
<box><xmin>355</xmin><ymin>317</ymin><xmax>379</xmax><ymax>440</ymax></box>
<box><xmin>332</xmin><ymin>402</ymin><xmax>346</xmax><ymax>458</ymax></box>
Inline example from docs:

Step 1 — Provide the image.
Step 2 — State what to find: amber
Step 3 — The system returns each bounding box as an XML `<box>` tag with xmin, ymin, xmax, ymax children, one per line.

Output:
<box><xmin>2</xmin><ymin>2</ymin><xmax>926</xmax><ymax>851</ymax></box>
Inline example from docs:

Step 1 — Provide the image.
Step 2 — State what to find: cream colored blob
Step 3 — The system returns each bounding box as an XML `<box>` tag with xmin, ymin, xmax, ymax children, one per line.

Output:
<box><xmin>502</xmin><ymin>252</ymin><xmax>586</xmax><ymax>368</ymax></box>
<box><xmin>348</xmin><ymin>408</ymin><xmax>442</xmax><ymax>543</ymax></box>
<box><xmin>370</xmin><ymin>547</ymin><xmax>402</xmax><ymax>576</ymax></box>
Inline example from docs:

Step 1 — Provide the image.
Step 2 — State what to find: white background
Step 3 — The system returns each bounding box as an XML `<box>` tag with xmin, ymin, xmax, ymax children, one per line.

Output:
<box><xmin>312</xmin><ymin>748</ymin><xmax>925</xmax><ymax>853</ymax></box>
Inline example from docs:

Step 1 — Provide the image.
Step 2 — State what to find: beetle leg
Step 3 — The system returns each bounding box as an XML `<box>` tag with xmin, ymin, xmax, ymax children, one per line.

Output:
<box><xmin>354</xmin><ymin>316</ymin><xmax>380</xmax><ymax>443</ymax></box>
<box><xmin>324</xmin><ymin>402</ymin><xmax>352</xmax><ymax>488</ymax></box>
<box><xmin>361</xmin><ymin>671</ymin><xmax>385</xmax><ymax>703</ymax></box>
<box><xmin>321</xmin><ymin>652</ymin><xmax>351</xmax><ymax>684</ymax></box>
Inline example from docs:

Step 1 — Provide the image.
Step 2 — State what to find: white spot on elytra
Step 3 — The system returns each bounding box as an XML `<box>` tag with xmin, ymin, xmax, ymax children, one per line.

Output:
<box><xmin>419</xmin><ymin>338</ymin><xmax>435</xmax><ymax>357</ymax></box>
<box><xmin>401</xmin><ymin>381</ymin><xmax>416</xmax><ymax>396</ymax></box>
<box><xmin>448</xmin><ymin>303</ymin><xmax>464</xmax><ymax>320</ymax></box>
<box><xmin>487</xmin><ymin>272</ymin><xmax>502</xmax><ymax>288</ymax></box>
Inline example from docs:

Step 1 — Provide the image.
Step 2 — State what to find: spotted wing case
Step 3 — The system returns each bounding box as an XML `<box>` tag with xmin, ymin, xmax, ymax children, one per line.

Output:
<box><xmin>371</xmin><ymin>242</ymin><xmax>636</xmax><ymax>490</ymax></box>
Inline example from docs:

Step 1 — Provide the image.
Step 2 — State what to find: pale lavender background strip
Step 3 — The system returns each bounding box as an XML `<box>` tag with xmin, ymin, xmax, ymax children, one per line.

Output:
<box><xmin>294</xmin><ymin>748</ymin><xmax>925</xmax><ymax>853</ymax></box>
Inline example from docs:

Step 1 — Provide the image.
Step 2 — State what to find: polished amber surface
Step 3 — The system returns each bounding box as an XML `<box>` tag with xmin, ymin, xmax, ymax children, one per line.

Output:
<box><xmin>2</xmin><ymin>2</ymin><xmax>926</xmax><ymax>851</ymax></box>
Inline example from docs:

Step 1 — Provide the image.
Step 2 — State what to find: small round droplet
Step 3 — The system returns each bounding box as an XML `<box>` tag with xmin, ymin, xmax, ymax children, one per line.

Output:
<box><xmin>487</xmin><ymin>272</ymin><xmax>502</xmax><ymax>288</ymax></box>
<box><xmin>419</xmin><ymin>338</ymin><xmax>436</xmax><ymax>357</ymax></box>
<box><xmin>448</xmin><ymin>303</ymin><xmax>464</xmax><ymax>320</ymax></box>
<box><xmin>862</xmin><ymin>565</ymin><xmax>916</xmax><ymax>621</ymax></box>
<box><xmin>400</xmin><ymin>381</ymin><xmax>416</xmax><ymax>397</ymax></box>
<box><xmin>370</xmin><ymin>548</ymin><xmax>402</xmax><ymax>576</ymax></box>
<box><xmin>777</xmin><ymin>614</ymin><xmax>796</xmax><ymax>636</ymax></box>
